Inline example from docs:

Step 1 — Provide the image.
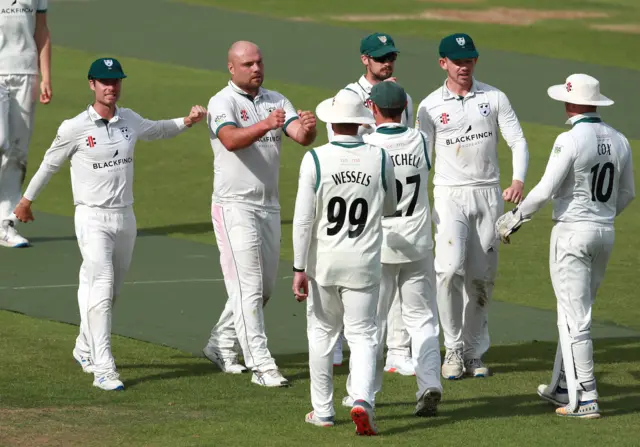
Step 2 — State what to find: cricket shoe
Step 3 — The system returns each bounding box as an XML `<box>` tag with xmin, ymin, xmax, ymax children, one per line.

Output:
<box><xmin>202</xmin><ymin>346</ymin><xmax>247</xmax><ymax>374</ymax></box>
<box><xmin>464</xmin><ymin>358</ymin><xmax>490</xmax><ymax>378</ymax></box>
<box><xmin>537</xmin><ymin>383</ymin><xmax>569</xmax><ymax>406</ymax></box>
<box><xmin>0</xmin><ymin>220</ymin><xmax>29</xmax><ymax>248</ymax></box>
<box><xmin>384</xmin><ymin>355</ymin><xmax>415</xmax><ymax>376</ymax></box>
<box><xmin>305</xmin><ymin>411</ymin><xmax>335</xmax><ymax>427</ymax></box>
<box><xmin>556</xmin><ymin>400</ymin><xmax>601</xmax><ymax>419</ymax></box>
<box><xmin>351</xmin><ymin>400</ymin><xmax>377</xmax><ymax>436</ymax></box>
<box><xmin>73</xmin><ymin>348</ymin><xmax>95</xmax><ymax>374</ymax></box>
<box><xmin>251</xmin><ymin>369</ymin><xmax>289</xmax><ymax>387</ymax></box>
<box><xmin>441</xmin><ymin>349</ymin><xmax>464</xmax><ymax>380</ymax></box>
<box><xmin>414</xmin><ymin>387</ymin><xmax>442</xmax><ymax>417</ymax></box>
<box><xmin>93</xmin><ymin>371</ymin><xmax>124</xmax><ymax>391</ymax></box>
<box><xmin>333</xmin><ymin>338</ymin><xmax>343</xmax><ymax>366</ymax></box>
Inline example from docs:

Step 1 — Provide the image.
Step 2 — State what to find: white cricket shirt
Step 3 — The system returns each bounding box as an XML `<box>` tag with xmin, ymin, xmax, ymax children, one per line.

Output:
<box><xmin>24</xmin><ymin>105</ymin><xmax>187</xmax><ymax>208</ymax></box>
<box><xmin>292</xmin><ymin>134</ymin><xmax>397</xmax><ymax>288</ymax></box>
<box><xmin>326</xmin><ymin>75</ymin><xmax>414</xmax><ymax>141</ymax></box>
<box><xmin>207</xmin><ymin>81</ymin><xmax>299</xmax><ymax>210</ymax></box>
<box><xmin>0</xmin><ymin>0</ymin><xmax>47</xmax><ymax>75</ymax></box>
<box><xmin>518</xmin><ymin>113</ymin><xmax>635</xmax><ymax>224</ymax></box>
<box><xmin>416</xmin><ymin>78</ymin><xmax>528</xmax><ymax>187</ymax></box>
<box><xmin>364</xmin><ymin>123</ymin><xmax>433</xmax><ymax>263</ymax></box>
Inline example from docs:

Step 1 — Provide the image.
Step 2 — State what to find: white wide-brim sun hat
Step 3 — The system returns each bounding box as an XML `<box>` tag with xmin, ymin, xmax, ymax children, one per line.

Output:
<box><xmin>316</xmin><ymin>89</ymin><xmax>375</xmax><ymax>125</ymax></box>
<box><xmin>547</xmin><ymin>73</ymin><xmax>614</xmax><ymax>106</ymax></box>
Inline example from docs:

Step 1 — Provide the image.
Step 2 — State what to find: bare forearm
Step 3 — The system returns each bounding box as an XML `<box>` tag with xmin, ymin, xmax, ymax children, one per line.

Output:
<box><xmin>294</xmin><ymin>127</ymin><xmax>317</xmax><ymax>147</ymax></box>
<box><xmin>219</xmin><ymin>122</ymin><xmax>271</xmax><ymax>151</ymax></box>
<box><xmin>35</xmin><ymin>27</ymin><xmax>51</xmax><ymax>82</ymax></box>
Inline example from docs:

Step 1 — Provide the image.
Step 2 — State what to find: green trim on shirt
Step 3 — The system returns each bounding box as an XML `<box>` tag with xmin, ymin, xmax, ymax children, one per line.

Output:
<box><xmin>572</xmin><ymin>117</ymin><xmax>602</xmax><ymax>126</ymax></box>
<box><xmin>376</xmin><ymin>126</ymin><xmax>407</xmax><ymax>135</ymax></box>
<box><xmin>283</xmin><ymin>116</ymin><xmax>299</xmax><ymax>137</ymax></box>
<box><xmin>330</xmin><ymin>142</ymin><xmax>365</xmax><ymax>148</ymax></box>
<box><xmin>310</xmin><ymin>149</ymin><xmax>321</xmax><ymax>192</ymax></box>
<box><xmin>420</xmin><ymin>134</ymin><xmax>431</xmax><ymax>171</ymax></box>
<box><xmin>381</xmin><ymin>148</ymin><xmax>387</xmax><ymax>192</ymax></box>
<box><xmin>344</xmin><ymin>87</ymin><xmax>358</xmax><ymax>94</ymax></box>
<box><xmin>36</xmin><ymin>9</ymin><xmax>47</xmax><ymax>13</ymax></box>
<box><xmin>215</xmin><ymin>121</ymin><xmax>237</xmax><ymax>137</ymax></box>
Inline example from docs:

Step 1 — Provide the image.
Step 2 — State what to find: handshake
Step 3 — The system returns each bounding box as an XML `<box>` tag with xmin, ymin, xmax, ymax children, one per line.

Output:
<box><xmin>495</xmin><ymin>207</ymin><xmax>531</xmax><ymax>244</ymax></box>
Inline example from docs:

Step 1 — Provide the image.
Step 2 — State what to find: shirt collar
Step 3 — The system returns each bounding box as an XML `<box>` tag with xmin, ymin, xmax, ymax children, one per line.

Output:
<box><xmin>229</xmin><ymin>80</ymin><xmax>263</xmax><ymax>100</ymax></box>
<box><xmin>566</xmin><ymin>112</ymin><xmax>602</xmax><ymax>126</ymax></box>
<box><xmin>375</xmin><ymin>122</ymin><xmax>407</xmax><ymax>134</ymax></box>
<box><xmin>442</xmin><ymin>77</ymin><xmax>482</xmax><ymax>101</ymax></box>
<box><xmin>357</xmin><ymin>75</ymin><xmax>374</xmax><ymax>95</ymax></box>
<box><xmin>87</xmin><ymin>105</ymin><xmax>121</xmax><ymax>123</ymax></box>
<box><xmin>330</xmin><ymin>134</ymin><xmax>364</xmax><ymax>144</ymax></box>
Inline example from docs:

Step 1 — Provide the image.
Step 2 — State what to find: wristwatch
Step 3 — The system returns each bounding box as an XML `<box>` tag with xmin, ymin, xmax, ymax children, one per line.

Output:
<box><xmin>292</xmin><ymin>266</ymin><xmax>305</xmax><ymax>272</ymax></box>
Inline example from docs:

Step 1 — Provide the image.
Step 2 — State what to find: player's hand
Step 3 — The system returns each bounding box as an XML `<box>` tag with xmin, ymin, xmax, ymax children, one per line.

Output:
<box><xmin>264</xmin><ymin>108</ymin><xmax>286</xmax><ymax>130</ymax></box>
<box><xmin>495</xmin><ymin>207</ymin><xmax>530</xmax><ymax>244</ymax></box>
<box><xmin>297</xmin><ymin>110</ymin><xmax>316</xmax><ymax>133</ymax></box>
<box><xmin>13</xmin><ymin>198</ymin><xmax>34</xmax><ymax>223</ymax></box>
<box><xmin>292</xmin><ymin>271</ymin><xmax>309</xmax><ymax>302</ymax></box>
<box><xmin>383</xmin><ymin>77</ymin><xmax>398</xmax><ymax>83</ymax></box>
<box><xmin>40</xmin><ymin>80</ymin><xmax>52</xmax><ymax>105</ymax></box>
<box><xmin>185</xmin><ymin>105</ymin><xmax>207</xmax><ymax>127</ymax></box>
<box><xmin>503</xmin><ymin>180</ymin><xmax>524</xmax><ymax>204</ymax></box>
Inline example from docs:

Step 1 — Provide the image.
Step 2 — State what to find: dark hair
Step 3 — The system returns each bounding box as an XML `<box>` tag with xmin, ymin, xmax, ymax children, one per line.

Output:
<box><xmin>377</xmin><ymin>106</ymin><xmax>404</xmax><ymax>119</ymax></box>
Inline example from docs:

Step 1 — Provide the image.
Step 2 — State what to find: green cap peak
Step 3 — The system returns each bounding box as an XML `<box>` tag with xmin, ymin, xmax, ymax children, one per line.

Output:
<box><xmin>439</xmin><ymin>33</ymin><xmax>478</xmax><ymax>60</ymax></box>
<box><xmin>360</xmin><ymin>32</ymin><xmax>399</xmax><ymax>58</ymax></box>
<box><xmin>88</xmin><ymin>57</ymin><xmax>127</xmax><ymax>80</ymax></box>
<box><xmin>370</xmin><ymin>81</ymin><xmax>407</xmax><ymax>109</ymax></box>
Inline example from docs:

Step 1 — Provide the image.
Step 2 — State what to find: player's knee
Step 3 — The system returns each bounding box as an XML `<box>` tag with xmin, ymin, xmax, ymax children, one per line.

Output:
<box><xmin>436</xmin><ymin>267</ymin><xmax>464</xmax><ymax>284</ymax></box>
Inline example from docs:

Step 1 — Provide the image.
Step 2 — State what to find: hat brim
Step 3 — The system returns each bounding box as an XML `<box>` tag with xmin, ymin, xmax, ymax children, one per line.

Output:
<box><xmin>88</xmin><ymin>73</ymin><xmax>127</xmax><ymax>80</ymax></box>
<box><xmin>441</xmin><ymin>49</ymin><xmax>479</xmax><ymax>60</ymax></box>
<box><xmin>547</xmin><ymin>84</ymin><xmax>614</xmax><ymax>106</ymax></box>
<box><xmin>316</xmin><ymin>97</ymin><xmax>375</xmax><ymax>125</ymax></box>
<box><xmin>366</xmin><ymin>46</ymin><xmax>400</xmax><ymax>58</ymax></box>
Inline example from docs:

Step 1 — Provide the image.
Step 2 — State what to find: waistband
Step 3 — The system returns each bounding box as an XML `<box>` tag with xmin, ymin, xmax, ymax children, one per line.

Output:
<box><xmin>434</xmin><ymin>184</ymin><xmax>500</xmax><ymax>191</ymax></box>
<box><xmin>76</xmin><ymin>204</ymin><xmax>133</xmax><ymax>214</ymax></box>
<box><xmin>553</xmin><ymin>220</ymin><xmax>614</xmax><ymax>230</ymax></box>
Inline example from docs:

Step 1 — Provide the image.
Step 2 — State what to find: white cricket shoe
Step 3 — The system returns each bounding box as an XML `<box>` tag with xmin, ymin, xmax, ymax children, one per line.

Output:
<box><xmin>251</xmin><ymin>369</ymin><xmax>289</xmax><ymax>387</ymax></box>
<box><xmin>414</xmin><ymin>387</ymin><xmax>442</xmax><ymax>417</ymax></box>
<box><xmin>537</xmin><ymin>383</ymin><xmax>569</xmax><ymax>406</ymax></box>
<box><xmin>441</xmin><ymin>349</ymin><xmax>464</xmax><ymax>379</ymax></box>
<box><xmin>202</xmin><ymin>346</ymin><xmax>247</xmax><ymax>374</ymax></box>
<box><xmin>0</xmin><ymin>220</ymin><xmax>29</xmax><ymax>248</ymax></box>
<box><xmin>333</xmin><ymin>338</ymin><xmax>343</xmax><ymax>366</ymax></box>
<box><xmin>93</xmin><ymin>371</ymin><xmax>124</xmax><ymax>391</ymax></box>
<box><xmin>305</xmin><ymin>411</ymin><xmax>335</xmax><ymax>427</ymax></box>
<box><xmin>464</xmin><ymin>358</ymin><xmax>490</xmax><ymax>377</ymax></box>
<box><xmin>384</xmin><ymin>355</ymin><xmax>416</xmax><ymax>376</ymax></box>
<box><xmin>73</xmin><ymin>349</ymin><xmax>95</xmax><ymax>374</ymax></box>
<box><xmin>556</xmin><ymin>400</ymin><xmax>601</xmax><ymax>419</ymax></box>
<box><xmin>350</xmin><ymin>400</ymin><xmax>377</xmax><ymax>436</ymax></box>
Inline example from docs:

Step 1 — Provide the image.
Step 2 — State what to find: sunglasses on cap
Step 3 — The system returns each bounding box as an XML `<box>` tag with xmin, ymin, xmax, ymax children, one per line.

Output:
<box><xmin>370</xmin><ymin>53</ymin><xmax>397</xmax><ymax>63</ymax></box>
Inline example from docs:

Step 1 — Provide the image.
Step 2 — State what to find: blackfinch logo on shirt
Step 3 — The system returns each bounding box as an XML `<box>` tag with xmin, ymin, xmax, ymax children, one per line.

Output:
<box><xmin>1</xmin><ymin>0</ymin><xmax>33</xmax><ymax>14</ymax></box>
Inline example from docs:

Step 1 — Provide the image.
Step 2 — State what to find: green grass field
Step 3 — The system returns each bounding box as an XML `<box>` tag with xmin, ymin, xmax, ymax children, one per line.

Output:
<box><xmin>1</xmin><ymin>0</ymin><xmax>639</xmax><ymax>445</ymax></box>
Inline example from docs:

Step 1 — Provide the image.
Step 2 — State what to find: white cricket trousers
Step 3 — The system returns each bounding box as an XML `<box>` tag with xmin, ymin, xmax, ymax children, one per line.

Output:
<box><xmin>207</xmin><ymin>203</ymin><xmax>280</xmax><ymax>371</ymax></box>
<box><xmin>307</xmin><ymin>277</ymin><xmax>379</xmax><ymax>418</ymax></box>
<box><xmin>550</xmin><ymin>222</ymin><xmax>614</xmax><ymax>402</ymax></box>
<box><xmin>433</xmin><ymin>185</ymin><xmax>503</xmax><ymax>359</ymax></box>
<box><xmin>0</xmin><ymin>74</ymin><xmax>37</xmax><ymax>222</ymax></box>
<box><xmin>73</xmin><ymin>205</ymin><xmax>137</xmax><ymax>376</ymax></box>
<box><xmin>386</xmin><ymin>290</ymin><xmax>411</xmax><ymax>357</ymax></box>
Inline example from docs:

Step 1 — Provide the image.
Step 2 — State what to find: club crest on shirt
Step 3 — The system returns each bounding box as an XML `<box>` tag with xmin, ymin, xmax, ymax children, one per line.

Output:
<box><xmin>120</xmin><ymin>126</ymin><xmax>131</xmax><ymax>141</ymax></box>
<box><xmin>478</xmin><ymin>102</ymin><xmax>491</xmax><ymax>117</ymax></box>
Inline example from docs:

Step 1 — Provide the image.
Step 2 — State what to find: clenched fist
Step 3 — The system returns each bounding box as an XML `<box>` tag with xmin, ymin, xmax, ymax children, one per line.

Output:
<box><xmin>264</xmin><ymin>108</ymin><xmax>286</xmax><ymax>130</ymax></box>
<box><xmin>297</xmin><ymin>110</ymin><xmax>316</xmax><ymax>133</ymax></box>
<box><xmin>184</xmin><ymin>105</ymin><xmax>207</xmax><ymax>127</ymax></box>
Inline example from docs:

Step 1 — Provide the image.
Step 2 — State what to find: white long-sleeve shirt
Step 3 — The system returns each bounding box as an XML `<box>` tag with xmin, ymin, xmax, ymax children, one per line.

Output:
<box><xmin>518</xmin><ymin>113</ymin><xmax>635</xmax><ymax>224</ymax></box>
<box><xmin>326</xmin><ymin>75</ymin><xmax>414</xmax><ymax>141</ymax></box>
<box><xmin>292</xmin><ymin>134</ymin><xmax>397</xmax><ymax>288</ymax></box>
<box><xmin>416</xmin><ymin>78</ymin><xmax>528</xmax><ymax>187</ymax></box>
<box><xmin>0</xmin><ymin>0</ymin><xmax>47</xmax><ymax>75</ymax></box>
<box><xmin>24</xmin><ymin>105</ymin><xmax>187</xmax><ymax>208</ymax></box>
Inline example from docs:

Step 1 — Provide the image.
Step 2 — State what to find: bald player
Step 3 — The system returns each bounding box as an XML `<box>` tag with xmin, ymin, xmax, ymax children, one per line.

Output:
<box><xmin>203</xmin><ymin>41</ymin><xmax>317</xmax><ymax>387</ymax></box>
<box><xmin>331</xmin><ymin>32</ymin><xmax>415</xmax><ymax>376</ymax></box>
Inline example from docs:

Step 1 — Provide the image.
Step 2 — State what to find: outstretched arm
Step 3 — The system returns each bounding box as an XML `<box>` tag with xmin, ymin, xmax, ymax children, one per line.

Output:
<box><xmin>134</xmin><ymin>106</ymin><xmax>206</xmax><ymax>141</ymax></box>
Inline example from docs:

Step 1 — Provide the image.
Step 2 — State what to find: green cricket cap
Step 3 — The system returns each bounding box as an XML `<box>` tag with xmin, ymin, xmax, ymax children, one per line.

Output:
<box><xmin>360</xmin><ymin>32</ymin><xmax>399</xmax><ymax>58</ymax></box>
<box><xmin>370</xmin><ymin>82</ymin><xmax>407</xmax><ymax>109</ymax></box>
<box><xmin>88</xmin><ymin>57</ymin><xmax>127</xmax><ymax>80</ymax></box>
<box><xmin>439</xmin><ymin>33</ymin><xmax>478</xmax><ymax>60</ymax></box>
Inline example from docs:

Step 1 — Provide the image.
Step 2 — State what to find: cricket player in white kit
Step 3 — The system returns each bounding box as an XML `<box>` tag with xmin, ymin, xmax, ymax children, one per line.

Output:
<box><xmin>203</xmin><ymin>41</ymin><xmax>317</xmax><ymax>388</ymax></box>
<box><xmin>496</xmin><ymin>74</ymin><xmax>635</xmax><ymax>419</ymax></box>
<box><xmin>13</xmin><ymin>58</ymin><xmax>207</xmax><ymax>391</ymax></box>
<box><xmin>292</xmin><ymin>89</ymin><xmax>397</xmax><ymax>435</ymax></box>
<box><xmin>361</xmin><ymin>82</ymin><xmax>443</xmax><ymax>417</ymax></box>
<box><xmin>416</xmin><ymin>33</ymin><xmax>529</xmax><ymax>379</ymax></box>
<box><xmin>0</xmin><ymin>0</ymin><xmax>52</xmax><ymax>247</ymax></box>
<box><xmin>330</xmin><ymin>32</ymin><xmax>414</xmax><ymax>375</ymax></box>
